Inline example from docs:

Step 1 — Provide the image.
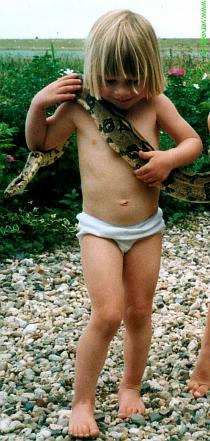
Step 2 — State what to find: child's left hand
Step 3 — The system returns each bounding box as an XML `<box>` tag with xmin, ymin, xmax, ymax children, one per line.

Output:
<box><xmin>134</xmin><ymin>150</ymin><xmax>173</xmax><ymax>187</ymax></box>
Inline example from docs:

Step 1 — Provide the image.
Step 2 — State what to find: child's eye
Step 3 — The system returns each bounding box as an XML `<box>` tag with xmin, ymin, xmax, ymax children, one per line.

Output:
<box><xmin>105</xmin><ymin>79</ymin><xmax>116</xmax><ymax>85</ymax></box>
<box><xmin>127</xmin><ymin>79</ymin><xmax>139</xmax><ymax>85</ymax></box>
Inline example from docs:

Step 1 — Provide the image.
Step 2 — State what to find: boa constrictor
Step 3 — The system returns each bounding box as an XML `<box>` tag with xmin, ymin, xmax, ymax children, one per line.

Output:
<box><xmin>4</xmin><ymin>89</ymin><xmax>210</xmax><ymax>203</ymax></box>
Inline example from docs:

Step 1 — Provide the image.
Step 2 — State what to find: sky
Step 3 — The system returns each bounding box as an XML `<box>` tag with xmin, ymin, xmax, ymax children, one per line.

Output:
<box><xmin>0</xmin><ymin>0</ymin><xmax>209</xmax><ymax>39</ymax></box>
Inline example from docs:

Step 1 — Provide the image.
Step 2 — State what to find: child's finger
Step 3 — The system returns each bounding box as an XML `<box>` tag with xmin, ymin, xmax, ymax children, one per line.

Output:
<box><xmin>58</xmin><ymin>75</ymin><xmax>82</xmax><ymax>84</ymax></box>
<box><xmin>138</xmin><ymin>151</ymin><xmax>154</xmax><ymax>160</ymax></box>
<box><xmin>134</xmin><ymin>164</ymin><xmax>150</xmax><ymax>176</ymax></box>
<box><xmin>148</xmin><ymin>181</ymin><xmax>161</xmax><ymax>187</ymax></box>
<box><xmin>59</xmin><ymin>85</ymin><xmax>81</xmax><ymax>93</ymax></box>
<box><xmin>141</xmin><ymin>174</ymin><xmax>157</xmax><ymax>183</ymax></box>
<box><xmin>58</xmin><ymin>78</ymin><xmax>82</xmax><ymax>86</ymax></box>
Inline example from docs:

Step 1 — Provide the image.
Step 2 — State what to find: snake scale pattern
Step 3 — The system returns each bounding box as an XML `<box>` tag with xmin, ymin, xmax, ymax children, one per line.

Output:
<box><xmin>4</xmin><ymin>90</ymin><xmax>210</xmax><ymax>203</ymax></box>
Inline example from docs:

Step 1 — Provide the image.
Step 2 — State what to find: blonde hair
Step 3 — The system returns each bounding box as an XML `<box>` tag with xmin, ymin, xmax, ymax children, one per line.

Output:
<box><xmin>83</xmin><ymin>9</ymin><xmax>166</xmax><ymax>99</ymax></box>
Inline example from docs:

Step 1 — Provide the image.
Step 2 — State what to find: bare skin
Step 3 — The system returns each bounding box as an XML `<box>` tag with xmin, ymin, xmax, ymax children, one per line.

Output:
<box><xmin>188</xmin><ymin>305</ymin><xmax>210</xmax><ymax>397</ymax></box>
<box><xmin>118</xmin><ymin>232</ymin><xmax>161</xmax><ymax>418</ymax></box>
<box><xmin>25</xmin><ymin>74</ymin><xmax>202</xmax><ymax>438</ymax></box>
<box><xmin>70</xmin><ymin>232</ymin><xmax>161</xmax><ymax>436</ymax></box>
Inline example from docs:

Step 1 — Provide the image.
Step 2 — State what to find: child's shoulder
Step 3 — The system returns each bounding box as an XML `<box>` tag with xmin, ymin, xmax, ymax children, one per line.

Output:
<box><xmin>153</xmin><ymin>93</ymin><xmax>173</xmax><ymax>107</ymax></box>
<box><xmin>153</xmin><ymin>94</ymin><xmax>179</xmax><ymax>119</ymax></box>
<box><xmin>53</xmin><ymin>100</ymin><xmax>88</xmax><ymax>125</ymax></box>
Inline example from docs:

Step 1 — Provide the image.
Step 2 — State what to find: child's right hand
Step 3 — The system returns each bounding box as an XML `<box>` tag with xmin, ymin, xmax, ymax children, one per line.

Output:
<box><xmin>32</xmin><ymin>73</ymin><xmax>82</xmax><ymax>109</ymax></box>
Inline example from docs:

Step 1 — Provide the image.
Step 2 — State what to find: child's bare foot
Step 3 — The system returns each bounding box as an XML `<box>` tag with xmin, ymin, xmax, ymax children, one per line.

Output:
<box><xmin>69</xmin><ymin>402</ymin><xmax>99</xmax><ymax>438</ymax></box>
<box><xmin>118</xmin><ymin>385</ymin><xmax>145</xmax><ymax>419</ymax></box>
<box><xmin>188</xmin><ymin>350</ymin><xmax>210</xmax><ymax>398</ymax></box>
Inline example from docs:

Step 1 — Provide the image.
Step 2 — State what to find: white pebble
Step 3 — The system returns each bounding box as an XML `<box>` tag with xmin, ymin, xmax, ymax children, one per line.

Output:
<box><xmin>23</xmin><ymin>323</ymin><xmax>38</xmax><ymax>334</ymax></box>
<box><xmin>0</xmin><ymin>416</ymin><xmax>11</xmax><ymax>433</ymax></box>
<box><xmin>38</xmin><ymin>428</ymin><xmax>52</xmax><ymax>438</ymax></box>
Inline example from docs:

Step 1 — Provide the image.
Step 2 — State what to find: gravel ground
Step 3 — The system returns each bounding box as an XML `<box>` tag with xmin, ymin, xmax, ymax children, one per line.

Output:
<box><xmin>0</xmin><ymin>211</ymin><xmax>209</xmax><ymax>441</ymax></box>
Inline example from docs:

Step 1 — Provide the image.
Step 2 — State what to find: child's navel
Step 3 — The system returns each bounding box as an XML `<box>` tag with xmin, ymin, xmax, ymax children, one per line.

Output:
<box><xmin>120</xmin><ymin>199</ymin><xmax>129</xmax><ymax>206</ymax></box>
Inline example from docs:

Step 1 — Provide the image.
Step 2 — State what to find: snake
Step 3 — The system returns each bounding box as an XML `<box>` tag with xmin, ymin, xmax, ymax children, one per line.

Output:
<box><xmin>4</xmin><ymin>88</ymin><xmax>210</xmax><ymax>203</ymax></box>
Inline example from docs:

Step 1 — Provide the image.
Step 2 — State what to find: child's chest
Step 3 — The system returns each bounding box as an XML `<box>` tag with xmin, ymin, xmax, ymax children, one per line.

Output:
<box><xmin>126</xmin><ymin>99</ymin><xmax>159</xmax><ymax>149</ymax></box>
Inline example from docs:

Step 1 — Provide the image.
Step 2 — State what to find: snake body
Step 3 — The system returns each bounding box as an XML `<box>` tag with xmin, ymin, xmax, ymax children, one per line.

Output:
<box><xmin>4</xmin><ymin>90</ymin><xmax>210</xmax><ymax>203</ymax></box>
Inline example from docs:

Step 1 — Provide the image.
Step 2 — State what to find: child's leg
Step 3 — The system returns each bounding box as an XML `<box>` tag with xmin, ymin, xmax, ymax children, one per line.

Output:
<box><xmin>118</xmin><ymin>233</ymin><xmax>162</xmax><ymax>418</ymax></box>
<box><xmin>69</xmin><ymin>234</ymin><xmax>124</xmax><ymax>438</ymax></box>
<box><xmin>188</xmin><ymin>304</ymin><xmax>210</xmax><ymax>397</ymax></box>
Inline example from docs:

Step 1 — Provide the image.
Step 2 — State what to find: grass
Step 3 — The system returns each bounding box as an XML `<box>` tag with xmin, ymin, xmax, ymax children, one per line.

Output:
<box><xmin>158</xmin><ymin>38</ymin><xmax>210</xmax><ymax>51</ymax></box>
<box><xmin>0</xmin><ymin>39</ymin><xmax>85</xmax><ymax>51</ymax></box>
<box><xmin>0</xmin><ymin>38</ymin><xmax>209</xmax><ymax>54</ymax></box>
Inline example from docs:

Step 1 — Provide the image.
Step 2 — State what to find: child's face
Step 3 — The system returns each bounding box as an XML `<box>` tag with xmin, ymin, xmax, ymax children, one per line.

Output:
<box><xmin>100</xmin><ymin>76</ymin><xmax>147</xmax><ymax>110</ymax></box>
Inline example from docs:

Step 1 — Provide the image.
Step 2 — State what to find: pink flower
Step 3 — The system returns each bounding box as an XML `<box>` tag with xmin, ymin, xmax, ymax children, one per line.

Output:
<box><xmin>7</xmin><ymin>154</ymin><xmax>15</xmax><ymax>163</ymax></box>
<box><xmin>168</xmin><ymin>68</ymin><xmax>185</xmax><ymax>76</ymax></box>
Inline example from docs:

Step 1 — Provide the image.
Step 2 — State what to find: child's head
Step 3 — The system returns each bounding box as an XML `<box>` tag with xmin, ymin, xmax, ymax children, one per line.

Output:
<box><xmin>83</xmin><ymin>9</ymin><xmax>166</xmax><ymax>99</ymax></box>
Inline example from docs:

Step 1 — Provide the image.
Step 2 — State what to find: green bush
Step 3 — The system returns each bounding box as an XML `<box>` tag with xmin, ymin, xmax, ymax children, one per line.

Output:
<box><xmin>159</xmin><ymin>69</ymin><xmax>210</xmax><ymax>220</ymax></box>
<box><xmin>0</xmin><ymin>53</ymin><xmax>83</xmax><ymax>141</ymax></box>
<box><xmin>164</xmin><ymin>71</ymin><xmax>210</xmax><ymax>155</ymax></box>
<box><xmin>0</xmin><ymin>122</ymin><xmax>81</xmax><ymax>260</ymax></box>
<box><xmin>0</xmin><ymin>203</ymin><xmax>80</xmax><ymax>259</ymax></box>
<box><xmin>0</xmin><ymin>54</ymin><xmax>82</xmax><ymax>206</ymax></box>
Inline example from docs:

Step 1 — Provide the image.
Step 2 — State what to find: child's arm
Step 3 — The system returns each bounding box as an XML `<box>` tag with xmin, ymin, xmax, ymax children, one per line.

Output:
<box><xmin>135</xmin><ymin>94</ymin><xmax>203</xmax><ymax>187</ymax></box>
<box><xmin>25</xmin><ymin>73</ymin><xmax>82</xmax><ymax>151</ymax></box>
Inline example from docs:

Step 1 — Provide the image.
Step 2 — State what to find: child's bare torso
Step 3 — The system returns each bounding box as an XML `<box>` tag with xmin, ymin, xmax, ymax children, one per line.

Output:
<box><xmin>70</xmin><ymin>98</ymin><xmax>160</xmax><ymax>226</ymax></box>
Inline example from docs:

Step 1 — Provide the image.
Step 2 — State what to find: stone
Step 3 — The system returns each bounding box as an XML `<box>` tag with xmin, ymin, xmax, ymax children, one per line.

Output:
<box><xmin>129</xmin><ymin>414</ymin><xmax>146</xmax><ymax>426</ymax></box>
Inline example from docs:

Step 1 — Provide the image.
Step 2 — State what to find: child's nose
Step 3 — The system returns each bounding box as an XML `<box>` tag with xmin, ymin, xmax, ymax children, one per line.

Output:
<box><xmin>114</xmin><ymin>84</ymin><xmax>131</xmax><ymax>99</ymax></box>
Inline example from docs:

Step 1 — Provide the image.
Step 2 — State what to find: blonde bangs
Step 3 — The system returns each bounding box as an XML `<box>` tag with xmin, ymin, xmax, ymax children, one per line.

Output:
<box><xmin>83</xmin><ymin>10</ymin><xmax>166</xmax><ymax>99</ymax></box>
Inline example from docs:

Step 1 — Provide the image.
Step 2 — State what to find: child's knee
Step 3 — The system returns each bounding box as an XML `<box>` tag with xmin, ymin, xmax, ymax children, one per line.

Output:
<box><xmin>124</xmin><ymin>303</ymin><xmax>152</xmax><ymax>328</ymax></box>
<box><xmin>91</xmin><ymin>309</ymin><xmax>122</xmax><ymax>337</ymax></box>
